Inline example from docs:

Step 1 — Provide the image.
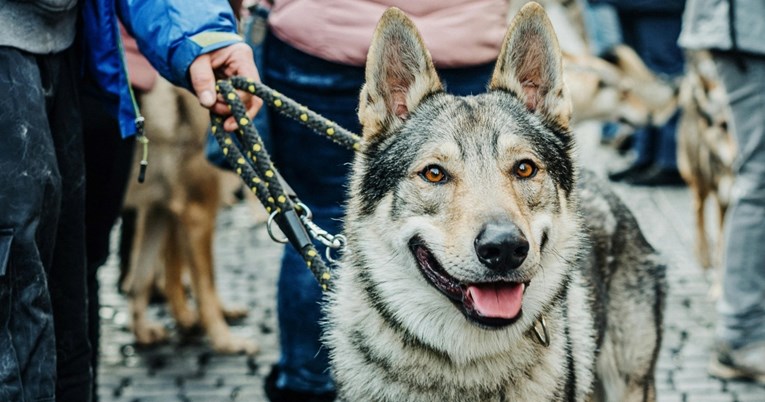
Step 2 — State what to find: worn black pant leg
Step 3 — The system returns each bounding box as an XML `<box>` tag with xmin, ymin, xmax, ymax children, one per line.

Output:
<box><xmin>0</xmin><ymin>47</ymin><xmax>61</xmax><ymax>402</ymax></box>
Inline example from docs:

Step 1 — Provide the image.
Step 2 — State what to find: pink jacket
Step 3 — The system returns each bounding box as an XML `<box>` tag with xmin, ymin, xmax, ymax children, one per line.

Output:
<box><xmin>268</xmin><ymin>0</ymin><xmax>508</xmax><ymax>68</ymax></box>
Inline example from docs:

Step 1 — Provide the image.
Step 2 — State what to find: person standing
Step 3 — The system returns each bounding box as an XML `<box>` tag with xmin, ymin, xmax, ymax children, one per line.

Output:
<box><xmin>680</xmin><ymin>0</ymin><xmax>765</xmax><ymax>383</ymax></box>
<box><xmin>0</xmin><ymin>1</ymin><xmax>259</xmax><ymax>401</ymax></box>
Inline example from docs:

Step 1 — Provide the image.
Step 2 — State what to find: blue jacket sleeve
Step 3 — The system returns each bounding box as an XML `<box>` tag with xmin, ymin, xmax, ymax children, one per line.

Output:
<box><xmin>117</xmin><ymin>0</ymin><xmax>243</xmax><ymax>89</ymax></box>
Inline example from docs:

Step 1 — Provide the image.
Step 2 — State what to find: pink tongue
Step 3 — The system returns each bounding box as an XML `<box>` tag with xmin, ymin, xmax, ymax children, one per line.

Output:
<box><xmin>467</xmin><ymin>283</ymin><xmax>524</xmax><ymax>319</ymax></box>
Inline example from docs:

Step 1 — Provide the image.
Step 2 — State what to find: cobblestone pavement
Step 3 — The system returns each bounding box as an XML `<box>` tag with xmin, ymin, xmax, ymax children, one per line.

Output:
<box><xmin>97</xmin><ymin>123</ymin><xmax>765</xmax><ymax>402</ymax></box>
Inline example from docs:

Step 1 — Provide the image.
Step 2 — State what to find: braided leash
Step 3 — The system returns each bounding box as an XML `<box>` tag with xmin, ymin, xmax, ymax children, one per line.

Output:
<box><xmin>211</xmin><ymin>77</ymin><xmax>361</xmax><ymax>291</ymax></box>
<box><xmin>225</xmin><ymin>76</ymin><xmax>360</xmax><ymax>150</ymax></box>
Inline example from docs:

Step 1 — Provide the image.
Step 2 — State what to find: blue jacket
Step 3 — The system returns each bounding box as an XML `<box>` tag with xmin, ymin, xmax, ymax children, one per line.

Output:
<box><xmin>81</xmin><ymin>0</ymin><xmax>243</xmax><ymax>137</ymax></box>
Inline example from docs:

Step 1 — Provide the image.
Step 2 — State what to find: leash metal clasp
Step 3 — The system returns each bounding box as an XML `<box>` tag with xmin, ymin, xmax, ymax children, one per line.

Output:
<box><xmin>296</xmin><ymin>203</ymin><xmax>347</xmax><ymax>263</ymax></box>
<box><xmin>266</xmin><ymin>203</ymin><xmax>347</xmax><ymax>263</ymax></box>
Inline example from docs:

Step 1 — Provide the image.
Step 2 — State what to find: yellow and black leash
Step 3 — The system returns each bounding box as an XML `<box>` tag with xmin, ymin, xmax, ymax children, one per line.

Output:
<box><xmin>210</xmin><ymin>77</ymin><xmax>360</xmax><ymax>291</ymax></box>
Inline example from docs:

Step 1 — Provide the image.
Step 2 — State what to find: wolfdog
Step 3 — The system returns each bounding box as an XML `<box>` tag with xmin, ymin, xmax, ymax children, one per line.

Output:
<box><xmin>324</xmin><ymin>3</ymin><xmax>666</xmax><ymax>401</ymax></box>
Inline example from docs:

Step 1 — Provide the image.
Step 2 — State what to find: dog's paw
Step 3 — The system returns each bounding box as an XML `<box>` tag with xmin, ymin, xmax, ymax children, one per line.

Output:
<box><xmin>705</xmin><ymin>270</ymin><xmax>722</xmax><ymax>301</ymax></box>
<box><xmin>175</xmin><ymin>309</ymin><xmax>200</xmax><ymax>331</ymax></box>
<box><xmin>211</xmin><ymin>335</ymin><xmax>259</xmax><ymax>355</ymax></box>
<box><xmin>134</xmin><ymin>321</ymin><xmax>169</xmax><ymax>345</ymax></box>
<box><xmin>222</xmin><ymin>305</ymin><xmax>249</xmax><ymax>323</ymax></box>
<box><xmin>707</xmin><ymin>281</ymin><xmax>722</xmax><ymax>302</ymax></box>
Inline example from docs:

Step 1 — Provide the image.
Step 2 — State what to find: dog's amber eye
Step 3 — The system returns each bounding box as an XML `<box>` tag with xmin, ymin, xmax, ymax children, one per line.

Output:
<box><xmin>514</xmin><ymin>160</ymin><xmax>537</xmax><ymax>179</ymax></box>
<box><xmin>420</xmin><ymin>165</ymin><xmax>448</xmax><ymax>183</ymax></box>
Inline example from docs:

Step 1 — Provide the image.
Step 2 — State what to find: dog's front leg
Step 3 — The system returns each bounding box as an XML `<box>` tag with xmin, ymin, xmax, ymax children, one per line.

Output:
<box><xmin>692</xmin><ymin>187</ymin><xmax>712</xmax><ymax>270</ymax></box>
<box><xmin>127</xmin><ymin>207</ymin><xmax>171</xmax><ymax>345</ymax></box>
<box><xmin>164</xmin><ymin>219</ymin><xmax>198</xmax><ymax>331</ymax></box>
<box><xmin>180</xmin><ymin>201</ymin><xmax>258</xmax><ymax>355</ymax></box>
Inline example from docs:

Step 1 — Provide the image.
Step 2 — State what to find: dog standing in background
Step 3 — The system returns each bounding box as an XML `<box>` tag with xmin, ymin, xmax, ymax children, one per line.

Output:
<box><xmin>122</xmin><ymin>77</ymin><xmax>257</xmax><ymax>354</ymax></box>
<box><xmin>325</xmin><ymin>4</ymin><xmax>666</xmax><ymax>401</ymax></box>
<box><xmin>677</xmin><ymin>50</ymin><xmax>735</xmax><ymax>295</ymax></box>
<box><xmin>565</xmin><ymin>45</ymin><xmax>678</xmax><ymax>128</ymax></box>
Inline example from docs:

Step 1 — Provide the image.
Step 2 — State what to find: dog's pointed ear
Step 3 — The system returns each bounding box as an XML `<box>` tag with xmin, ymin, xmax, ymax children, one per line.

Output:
<box><xmin>358</xmin><ymin>7</ymin><xmax>443</xmax><ymax>140</ymax></box>
<box><xmin>489</xmin><ymin>2</ymin><xmax>571</xmax><ymax>128</ymax></box>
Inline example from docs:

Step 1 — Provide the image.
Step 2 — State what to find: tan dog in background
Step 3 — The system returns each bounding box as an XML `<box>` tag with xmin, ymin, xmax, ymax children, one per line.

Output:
<box><xmin>565</xmin><ymin>45</ymin><xmax>678</xmax><ymax>128</ymax></box>
<box><xmin>122</xmin><ymin>77</ymin><xmax>258</xmax><ymax>354</ymax></box>
<box><xmin>677</xmin><ymin>50</ymin><xmax>735</xmax><ymax>295</ymax></box>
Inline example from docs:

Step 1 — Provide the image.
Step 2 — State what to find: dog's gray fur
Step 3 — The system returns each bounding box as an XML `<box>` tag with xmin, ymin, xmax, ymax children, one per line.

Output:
<box><xmin>325</xmin><ymin>4</ymin><xmax>666</xmax><ymax>401</ymax></box>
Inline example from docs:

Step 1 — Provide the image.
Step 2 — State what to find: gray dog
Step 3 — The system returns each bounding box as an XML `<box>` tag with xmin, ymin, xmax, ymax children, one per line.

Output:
<box><xmin>324</xmin><ymin>3</ymin><xmax>666</xmax><ymax>401</ymax></box>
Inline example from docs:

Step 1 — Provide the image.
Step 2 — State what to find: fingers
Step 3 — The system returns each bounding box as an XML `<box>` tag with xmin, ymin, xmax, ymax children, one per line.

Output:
<box><xmin>188</xmin><ymin>53</ymin><xmax>217</xmax><ymax>108</ymax></box>
<box><xmin>191</xmin><ymin>42</ymin><xmax>264</xmax><ymax>131</ymax></box>
<box><xmin>215</xmin><ymin>44</ymin><xmax>263</xmax><ymax>123</ymax></box>
<box><xmin>222</xmin><ymin>92</ymin><xmax>262</xmax><ymax>132</ymax></box>
<box><xmin>242</xmin><ymin>91</ymin><xmax>264</xmax><ymax>123</ymax></box>
<box><xmin>224</xmin><ymin>116</ymin><xmax>239</xmax><ymax>132</ymax></box>
<box><xmin>211</xmin><ymin>90</ymin><xmax>264</xmax><ymax>132</ymax></box>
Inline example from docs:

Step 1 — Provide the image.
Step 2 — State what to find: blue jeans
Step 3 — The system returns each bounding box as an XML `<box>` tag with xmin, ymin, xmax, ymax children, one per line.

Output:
<box><xmin>582</xmin><ymin>2</ymin><xmax>623</xmax><ymax>57</ymax></box>
<box><xmin>619</xmin><ymin>11</ymin><xmax>684</xmax><ymax>169</ymax></box>
<box><xmin>631</xmin><ymin>111</ymin><xmax>681</xmax><ymax>169</ymax></box>
<box><xmin>263</xmin><ymin>32</ymin><xmax>494</xmax><ymax>393</ymax></box>
<box><xmin>582</xmin><ymin>2</ymin><xmax>625</xmax><ymax>143</ymax></box>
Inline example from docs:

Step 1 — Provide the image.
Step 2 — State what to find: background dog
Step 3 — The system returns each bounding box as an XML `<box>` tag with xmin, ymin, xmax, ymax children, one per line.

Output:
<box><xmin>565</xmin><ymin>45</ymin><xmax>678</xmax><ymax>128</ymax></box>
<box><xmin>325</xmin><ymin>4</ymin><xmax>666</xmax><ymax>401</ymax></box>
<box><xmin>677</xmin><ymin>50</ymin><xmax>735</xmax><ymax>296</ymax></box>
<box><xmin>122</xmin><ymin>77</ymin><xmax>257</xmax><ymax>354</ymax></box>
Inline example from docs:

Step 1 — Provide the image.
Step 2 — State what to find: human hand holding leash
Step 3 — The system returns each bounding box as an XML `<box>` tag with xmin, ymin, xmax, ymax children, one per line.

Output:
<box><xmin>189</xmin><ymin>42</ymin><xmax>263</xmax><ymax>131</ymax></box>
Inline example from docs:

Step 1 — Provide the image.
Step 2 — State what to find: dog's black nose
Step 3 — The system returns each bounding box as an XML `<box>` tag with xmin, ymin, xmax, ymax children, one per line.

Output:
<box><xmin>474</xmin><ymin>222</ymin><xmax>529</xmax><ymax>271</ymax></box>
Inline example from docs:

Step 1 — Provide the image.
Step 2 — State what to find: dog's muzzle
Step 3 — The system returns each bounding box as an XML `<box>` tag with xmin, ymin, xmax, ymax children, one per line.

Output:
<box><xmin>409</xmin><ymin>236</ymin><xmax>530</xmax><ymax>329</ymax></box>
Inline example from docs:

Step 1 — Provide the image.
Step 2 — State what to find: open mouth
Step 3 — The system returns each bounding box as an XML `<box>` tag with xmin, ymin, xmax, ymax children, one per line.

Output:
<box><xmin>409</xmin><ymin>238</ymin><xmax>529</xmax><ymax>328</ymax></box>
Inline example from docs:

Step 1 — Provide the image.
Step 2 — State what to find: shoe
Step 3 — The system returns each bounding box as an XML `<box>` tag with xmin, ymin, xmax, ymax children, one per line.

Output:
<box><xmin>709</xmin><ymin>342</ymin><xmax>765</xmax><ymax>385</ymax></box>
<box><xmin>607</xmin><ymin>163</ymin><xmax>649</xmax><ymax>182</ymax></box>
<box><xmin>264</xmin><ymin>365</ymin><xmax>337</xmax><ymax>402</ymax></box>
<box><xmin>625</xmin><ymin>166</ymin><xmax>685</xmax><ymax>186</ymax></box>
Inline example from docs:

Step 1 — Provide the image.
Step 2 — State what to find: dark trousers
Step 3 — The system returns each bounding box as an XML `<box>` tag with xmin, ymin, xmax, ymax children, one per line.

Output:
<box><xmin>81</xmin><ymin>90</ymin><xmax>136</xmax><ymax>402</ymax></box>
<box><xmin>0</xmin><ymin>46</ymin><xmax>92</xmax><ymax>402</ymax></box>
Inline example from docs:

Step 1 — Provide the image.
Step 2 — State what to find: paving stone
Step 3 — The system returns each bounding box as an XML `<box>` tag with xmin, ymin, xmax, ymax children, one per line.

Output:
<box><xmin>657</xmin><ymin>392</ymin><xmax>685</xmax><ymax>402</ymax></box>
<box><xmin>683</xmin><ymin>394</ymin><xmax>734</xmax><ymax>402</ymax></box>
